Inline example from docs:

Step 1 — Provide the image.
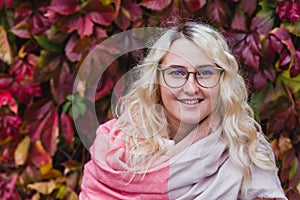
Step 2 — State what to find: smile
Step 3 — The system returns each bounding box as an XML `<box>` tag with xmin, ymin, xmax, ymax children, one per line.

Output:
<box><xmin>178</xmin><ymin>99</ymin><xmax>202</xmax><ymax>105</ymax></box>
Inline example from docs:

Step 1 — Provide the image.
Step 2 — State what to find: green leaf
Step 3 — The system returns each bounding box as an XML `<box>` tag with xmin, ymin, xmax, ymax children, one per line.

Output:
<box><xmin>63</xmin><ymin>101</ymin><xmax>72</xmax><ymax>113</ymax></box>
<box><xmin>289</xmin><ymin>158</ymin><xmax>298</xmax><ymax>179</ymax></box>
<box><xmin>277</xmin><ymin>70</ymin><xmax>300</xmax><ymax>93</ymax></box>
<box><xmin>101</xmin><ymin>0</ymin><xmax>113</xmax><ymax>6</ymax></box>
<box><xmin>34</xmin><ymin>36</ymin><xmax>64</xmax><ymax>52</ymax></box>
<box><xmin>257</xmin><ymin>0</ymin><xmax>276</xmax><ymax>15</ymax></box>
<box><xmin>282</xmin><ymin>20</ymin><xmax>300</xmax><ymax>37</ymax></box>
<box><xmin>55</xmin><ymin>184</ymin><xmax>67</xmax><ymax>199</ymax></box>
<box><xmin>249</xmin><ymin>90</ymin><xmax>262</xmax><ymax>121</ymax></box>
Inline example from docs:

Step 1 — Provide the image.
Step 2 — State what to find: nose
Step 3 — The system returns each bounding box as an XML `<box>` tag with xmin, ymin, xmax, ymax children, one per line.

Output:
<box><xmin>182</xmin><ymin>73</ymin><xmax>200</xmax><ymax>94</ymax></box>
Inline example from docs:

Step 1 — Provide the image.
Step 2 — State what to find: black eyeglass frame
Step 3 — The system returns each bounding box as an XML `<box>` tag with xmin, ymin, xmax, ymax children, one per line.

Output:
<box><xmin>157</xmin><ymin>65</ymin><xmax>224</xmax><ymax>89</ymax></box>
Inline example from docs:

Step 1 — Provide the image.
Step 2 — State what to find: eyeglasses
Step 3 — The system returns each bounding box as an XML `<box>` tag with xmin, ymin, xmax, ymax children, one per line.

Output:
<box><xmin>157</xmin><ymin>65</ymin><xmax>224</xmax><ymax>88</ymax></box>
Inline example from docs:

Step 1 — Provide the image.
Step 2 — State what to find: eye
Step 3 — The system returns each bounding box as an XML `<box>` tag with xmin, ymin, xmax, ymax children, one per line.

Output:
<box><xmin>168</xmin><ymin>67</ymin><xmax>187</xmax><ymax>77</ymax></box>
<box><xmin>197</xmin><ymin>67</ymin><xmax>216</xmax><ymax>77</ymax></box>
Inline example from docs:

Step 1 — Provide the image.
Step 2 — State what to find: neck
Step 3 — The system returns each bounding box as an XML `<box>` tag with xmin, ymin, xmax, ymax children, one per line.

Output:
<box><xmin>168</xmin><ymin>114</ymin><xmax>216</xmax><ymax>144</ymax></box>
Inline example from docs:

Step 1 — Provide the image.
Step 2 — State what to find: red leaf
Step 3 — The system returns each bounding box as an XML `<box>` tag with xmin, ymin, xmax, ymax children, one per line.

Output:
<box><xmin>279</xmin><ymin>50</ymin><xmax>292</xmax><ymax>70</ymax></box>
<box><xmin>115</xmin><ymin>1</ymin><xmax>142</xmax><ymax>30</ymax></box>
<box><xmin>60</xmin><ymin>112</ymin><xmax>74</xmax><ymax>147</ymax></box>
<box><xmin>253</xmin><ymin>70</ymin><xmax>267</xmax><ymax>90</ymax></box>
<box><xmin>269</xmin><ymin>35</ymin><xmax>283</xmax><ymax>53</ymax></box>
<box><xmin>277</xmin><ymin>1</ymin><xmax>300</xmax><ymax>24</ymax></box>
<box><xmin>232</xmin><ymin>8</ymin><xmax>247</xmax><ymax>31</ymax></box>
<box><xmin>250</xmin><ymin>16</ymin><xmax>273</xmax><ymax>35</ymax></box>
<box><xmin>124</xmin><ymin>1</ymin><xmax>142</xmax><ymax>21</ymax></box>
<box><xmin>271</xmin><ymin>27</ymin><xmax>295</xmax><ymax>52</ymax></box>
<box><xmin>10</xmin><ymin>20</ymin><xmax>30</xmax><ymax>39</ymax></box>
<box><xmin>114</xmin><ymin>9</ymin><xmax>131</xmax><ymax>30</ymax></box>
<box><xmin>140</xmin><ymin>0</ymin><xmax>171</xmax><ymax>11</ymax></box>
<box><xmin>0</xmin><ymin>90</ymin><xmax>18</xmax><ymax>113</ymax></box>
<box><xmin>206</xmin><ymin>0</ymin><xmax>229</xmax><ymax>27</ymax></box>
<box><xmin>285</xmin><ymin>111</ymin><xmax>298</xmax><ymax>131</ymax></box>
<box><xmin>56</xmin><ymin>14</ymin><xmax>79</xmax><ymax>34</ymax></box>
<box><xmin>50</xmin><ymin>62</ymin><xmax>74</xmax><ymax>105</ymax></box>
<box><xmin>24</xmin><ymin>98</ymin><xmax>52</xmax><ymax>122</ymax></box>
<box><xmin>0</xmin><ymin>73</ymin><xmax>13</xmax><ymax>89</ymax></box>
<box><xmin>29</xmin><ymin>140</ymin><xmax>52</xmax><ymax>168</ymax></box>
<box><xmin>0</xmin><ymin>173</ymin><xmax>21</xmax><ymax>200</ymax></box>
<box><xmin>49</xmin><ymin>0</ymin><xmax>80</xmax><ymax>15</ymax></box>
<box><xmin>0</xmin><ymin>0</ymin><xmax>14</xmax><ymax>9</ymax></box>
<box><xmin>290</xmin><ymin>51</ymin><xmax>300</xmax><ymax>77</ymax></box>
<box><xmin>93</xmin><ymin>26</ymin><xmax>108</xmax><ymax>41</ymax></box>
<box><xmin>88</xmin><ymin>9</ymin><xmax>115</xmax><ymax>26</ymax></box>
<box><xmin>41</xmin><ymin>109</ymin><xmax>59</xmax><ymax>156</ymax></box>
<box><xmin>77</xmin><ymin>15</ymin><xmax>94</xmax><ymax>37</ymax></box>
<box><xmin>241</xmin><ymin>0</ymin><xmax>256</xmax><ymax>16</ymax></box>
<box><xmin>262</xmin><ymin>68</ymin><xmax>276</xmax><ymax>82</ymax></box>
<box><xmin>28</xmin><ymin>10</ymin><xmax>51</xmax><ymax>36</ymax></box>
<box><xmin>186</xmin><ymin>0</ymin><xmax>205</xmax><ymax>10</ymax></box>
<box><xmin>65</xmin><ymin>34</ymin><xmax>82</xmax><ymax>62</ymax></box>
<box><xmin>95</xmin><ymin>75</ymin><xmax>114</xmax><ymax>100</ymax></box>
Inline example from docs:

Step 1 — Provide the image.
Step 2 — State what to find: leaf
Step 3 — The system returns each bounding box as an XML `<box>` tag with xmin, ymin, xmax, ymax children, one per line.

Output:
<box><xmin>205</xmin><ymin>0</ymin><xmax>229</xmax><ymax>27</ymax></box>
<box><xmin>140</xmin><ymin>0</ymin><xmax>171</xmax><ymax>11</ymax></box>
<box><xmin>290</xmin><ymin>50</ymin><xmax>300</xmax><ymax>78</ymax></box>
<box><xmin>88</xmin><ymin>8</ymin><xmax>115</xmax><ymax>26</ymax></box>
<box><xmin>41</xmin><ymin>109</ymin><xmax>59</xmax><ymax>156</ymax></box>
<box><xmin>241</xmin><ymin>0</ymin><xmax>256</xmax><ymax>16</ymax></box>
<box><xmin>65</xmin><ymin>34</ymin><xmax>82</xmax><ymax>62</ymax></box>
<box><xmin>271</xmin><ymin>27</ymin><xmax>295</xmax><ymax>53</ymax></box>
<box><xmin>278</xmin><ymin>65</ymin><xmax>300</xmax><ymax>93</ymax></box>
<box><xmin>0</xmin><ymin>26</ymin><xmax>13</xmax><ymax>64</ymax></box>
<box><xmin>277</xmin><ymin>1</ymin><xmax>300</xmax><ymax>24</ymax></box>
<box><xmin>60</xmin><ymin>160</ymin><xmax>81</xmax><ymax>171</ymax></box>
<box><xmin>253</xmin><ymin>70</ymin><xmax>268</xmax><ymax>91</ymax></box>
<box><xmin>60</xmin><ymin>112</ymin><xmax>74</xmax><ymax>147</ymax></box>
<box><xmin>29</xmin><ymin>140</ymin><xmax>52</xmax><ymax>168</ymax></box>
<box><xmin>232</xmin><ymin>8</ymin><xmax>247</xmax><ymax>31</ymax></box>
<box><xmin>48</xmin><ymin>0</ymin><xmax>80</xmax><ymax>15</ymax></box>
<box><xmin>0</xmin><ymin>89</ymin><xmax>18</xmax><ymax>113</ymax></box>
<box><xmin>50</xmin><ymin>62</ymin><xmax>74</xmax><ymax>105</ymax></box>
<box><xmin>289</xmin><ymin>158</ymin><xmax>298</xmax><ymax>179</ymax></box>
<box><xmin>114</xmin><ymin>1</ymin><xmax>142</xmax><ymax>30</ymax></box>
<box><xmin>28</xmin><ymin>181</ymin><xmax>56</xmax><ymax>195</ymax></box>
<box><xmin>10</xmin><ymin>20</ymin><xmax>31</xmax><ymax>39</ymax></box>
<box><xmin>14</xmin><ymin>136</ymin><xmax>31</xmax><ymax>166</ymax></box>
<box><xmin>77</xmin><ymin>15</ymin><xmax>94</xmax><ymax>37</ymax></box>
<box><xmin>34</xmin><ymin>36</ymin><xmax>64</xmax><ymax>52</ymax></box>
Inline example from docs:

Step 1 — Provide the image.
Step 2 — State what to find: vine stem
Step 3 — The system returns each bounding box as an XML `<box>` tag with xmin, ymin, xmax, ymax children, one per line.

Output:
<box><xmin>284</xmin><ymin>84</ymin><xmax>295</xmax><ymax>111</ymax></box>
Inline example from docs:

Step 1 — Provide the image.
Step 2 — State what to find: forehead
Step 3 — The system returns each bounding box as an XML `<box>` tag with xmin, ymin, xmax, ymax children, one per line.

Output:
<box><xmin>161</xmin><ymin>38</ymin><xmax>214</xmax><ymax>68</ymax></box>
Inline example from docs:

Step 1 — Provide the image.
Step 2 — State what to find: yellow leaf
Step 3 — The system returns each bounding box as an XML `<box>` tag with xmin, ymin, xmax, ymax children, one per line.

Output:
<box><xmin>14</xmin><ymin>136</ymin><xmax>31</xmax><ymax>166</ymax></box>
<box><xmin>31</xmin><ymin>193</ymin><xmax>41</xmax><ymax>200</ymax></box>
<box><xmin>28</xmin><ymin>181</ymin><xmax>56</xmax><ymax>195</ymax></box>
<box><xmin>0</xmin><ymin>26</ymin><xmax>13</xmax><ymax>64</ymax></box>
<box><xmin>40</xmin><ymin>163</ymin><xmax>53</xmax><ymax>176</ymax></box>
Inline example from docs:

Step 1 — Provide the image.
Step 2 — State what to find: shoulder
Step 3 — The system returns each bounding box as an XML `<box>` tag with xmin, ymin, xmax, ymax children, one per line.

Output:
<box><xmin>96</xmin><ymin>118</ymin><xmax>118</xmax><ymax>136</ymax></box>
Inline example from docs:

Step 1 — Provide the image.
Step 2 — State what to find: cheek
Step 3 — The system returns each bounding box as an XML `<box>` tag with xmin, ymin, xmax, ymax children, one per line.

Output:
<box><xmin>208</xmin><ymin>88</ymin><xmax>220</xmax><ymax>107</ymax></box>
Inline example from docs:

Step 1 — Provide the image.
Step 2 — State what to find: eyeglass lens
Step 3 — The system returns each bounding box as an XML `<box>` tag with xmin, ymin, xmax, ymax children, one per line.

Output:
<box><xmin>161</xmin><ymin>66</ymin><xmax>223</xmax><ymax>88</ymax></box>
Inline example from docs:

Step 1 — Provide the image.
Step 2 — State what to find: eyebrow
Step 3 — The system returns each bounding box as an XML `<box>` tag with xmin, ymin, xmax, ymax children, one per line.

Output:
<box><xmin>165</xmin><ymin>64</ymin><xmax>219</xmax><ymax>69</ymax></box>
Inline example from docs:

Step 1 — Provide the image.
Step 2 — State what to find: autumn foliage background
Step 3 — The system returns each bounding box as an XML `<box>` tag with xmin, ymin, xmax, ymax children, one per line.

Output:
<box><xmin>0</xmin><ymin>0</ymin><xmax>300</xmax><ymax>199</ymax></box>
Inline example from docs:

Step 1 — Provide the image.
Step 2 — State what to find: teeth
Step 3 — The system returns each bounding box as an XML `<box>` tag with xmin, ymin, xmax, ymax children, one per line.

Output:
<box><xmin>179</xmin><ymin>99</ymin><xmax>200</xmax><ymax>104</ymax></box>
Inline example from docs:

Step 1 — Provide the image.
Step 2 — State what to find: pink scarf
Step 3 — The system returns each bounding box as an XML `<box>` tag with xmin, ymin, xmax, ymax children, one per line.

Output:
<box><xmin>80</xmin><ymin>119</ymin><xmax>287</xmax><ymax>200</ymax></box>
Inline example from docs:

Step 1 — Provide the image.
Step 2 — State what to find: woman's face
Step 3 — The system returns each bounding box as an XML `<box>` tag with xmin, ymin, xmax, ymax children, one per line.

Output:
<box><xmin>159</xmin><ymin>38</ymin><xmax>221</xmax><ymax>129</ymax></box>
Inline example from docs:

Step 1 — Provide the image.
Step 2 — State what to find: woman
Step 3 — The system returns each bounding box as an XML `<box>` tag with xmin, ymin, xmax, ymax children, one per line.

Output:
<box><xmin>80</xmin><ymin>22</ymin><xmax>287</xmax><ymax>199</ymax></box>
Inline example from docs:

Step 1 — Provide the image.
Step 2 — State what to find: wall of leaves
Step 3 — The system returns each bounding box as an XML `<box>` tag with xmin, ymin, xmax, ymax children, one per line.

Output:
<box><xmin>0</xmin><ymin>0</ymin><xmax>300</xmax><ymax>199</ymax></box>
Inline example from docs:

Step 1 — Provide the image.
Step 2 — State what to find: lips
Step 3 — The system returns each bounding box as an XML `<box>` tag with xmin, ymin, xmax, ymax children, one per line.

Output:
<box><xmin>177</xmin><ymin>99</ymin><xmax>203</xmax><ymax>105</ymax></box>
